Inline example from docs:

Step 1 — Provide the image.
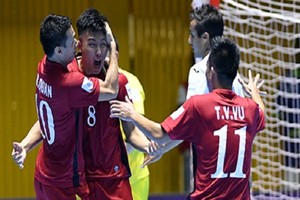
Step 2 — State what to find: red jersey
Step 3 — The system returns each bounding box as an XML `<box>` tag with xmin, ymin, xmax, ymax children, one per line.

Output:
<box><xmin>35</xmin><ymin>56</ymin><xmax>100</xmax><ymax>188</ymax></box>
<box><xmin>161</xmin><ymin>89</ymin><xmax>265</xmax><ymax>200</ymax></box>
<box><xmin>83</xmin><ymin>72</ymin><xmax>131</xmax><ymax>180</ymax></box>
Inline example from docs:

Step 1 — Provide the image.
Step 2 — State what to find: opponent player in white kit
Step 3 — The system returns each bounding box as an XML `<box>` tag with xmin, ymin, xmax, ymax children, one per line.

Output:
<box><xmin>110</xmin><ymin>37</ymin><xmax>265</xmax><ymax>199</ymax></box>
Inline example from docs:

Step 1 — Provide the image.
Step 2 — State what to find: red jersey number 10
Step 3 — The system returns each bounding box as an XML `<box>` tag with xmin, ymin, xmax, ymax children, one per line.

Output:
<box><xmin>36</xmin><ymin>96</ymin><xmax>55</xmax><ymax>145</ymax></box>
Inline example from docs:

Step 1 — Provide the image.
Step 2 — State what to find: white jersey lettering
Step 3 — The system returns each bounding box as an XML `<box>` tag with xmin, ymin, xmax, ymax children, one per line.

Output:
<box><xmin>215</xmin><ymin>106</ymin><xmax>245</xmax><ymax>121</ymax></box>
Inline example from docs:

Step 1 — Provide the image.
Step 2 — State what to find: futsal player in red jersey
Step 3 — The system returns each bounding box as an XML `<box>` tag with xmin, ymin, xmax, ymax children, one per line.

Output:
<box><xmin>76</xmin><ymin>9</ymin><xmax>151</xmax><ymax>200</ymax></box>
<box><xmin>12</xmin><ymin>13</ymin><xmax>119</xmax><ymax>200</ymax></box>
<box><xmin>110</xmin><ymin>37</ymin><xmax>266</xmax><ymax>200</ymax></box>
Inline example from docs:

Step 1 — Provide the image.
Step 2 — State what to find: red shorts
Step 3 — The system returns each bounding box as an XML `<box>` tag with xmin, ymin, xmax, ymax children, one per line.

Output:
<box><xmin>87</xmin><ymin>178</ymin><xmax>133</xmax><ymax>200</ymax></box>
<box><xmin>34</xmin><ymin>178</ymin><xmax>89</xmax><ymax>200</ymax></box>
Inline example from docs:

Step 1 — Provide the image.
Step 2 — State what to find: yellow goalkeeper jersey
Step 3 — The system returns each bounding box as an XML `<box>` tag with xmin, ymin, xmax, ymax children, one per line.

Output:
<box><xmin>119</xmin><ymin>68</ymin><xmax>150</xmax><ymax>185</ymax></box>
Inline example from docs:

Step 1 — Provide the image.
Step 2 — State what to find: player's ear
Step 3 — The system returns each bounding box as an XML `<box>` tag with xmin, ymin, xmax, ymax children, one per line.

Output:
<box><xmin>203</xmin><ymin>32</ymin><xmax>210</xmax><ymax>49</ymax></box>
<box><xmin>202</xmin><ymin>32</ymin><xmax>209</xmax><ymax>40</ymax></box>
<box><xmin>211</xmin><ymin>67</ymin><xmax>216</xmax><ymax>79</ymax></box>
<box><xmin>209</xmin><ymin>67</ymin><xmax>215</xmax><ymax>79</ymax></box>
<box><xmin>77</xmin><ymin>39</ymin><xmax>82</xmax><ymax>49</ymax></box>
<box><xmin>54</xmin><ymin>46</ymin><xmax>63</xmax><ymax>56</ymax></box>
<box><xmin>206</xmin><ymin>65</ymin><xmax>213</xmax><ymax>80</ymax></box>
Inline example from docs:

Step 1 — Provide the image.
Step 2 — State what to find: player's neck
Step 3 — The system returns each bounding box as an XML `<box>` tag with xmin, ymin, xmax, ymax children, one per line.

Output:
<box><xmin>47</xmin><ymin>55</ymin><xmax>67</xmax><ymax>67</ymax></box>
<box><xmin>214</xmin><ymin>81</ymin><xmax>232</xmax><ymax>90</ymax></box>
<box><xmin>76</xmin><ymin>58</ymin><xmax>85</xmax><ymax>74</ymax></box>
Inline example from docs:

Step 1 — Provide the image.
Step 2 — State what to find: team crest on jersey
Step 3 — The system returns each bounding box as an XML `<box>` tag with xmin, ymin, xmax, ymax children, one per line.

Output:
<box><xmin>81</xmin><ymin>77</ymin><xmax>94</xmax><ymax>93</ymax></box>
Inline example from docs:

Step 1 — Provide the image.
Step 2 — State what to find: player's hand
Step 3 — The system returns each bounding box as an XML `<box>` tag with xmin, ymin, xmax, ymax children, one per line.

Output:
<box><xmin>11</xmin><ymin>142</ymin><xmax>26</xmax><ymax>169</ymax></box>
<box><xmin>141</xmin><ymin>153</ymin><xmax>163</xmax><ymax>168</ymax></box>
<box><xmin>104</xmin><ymin>22</ymin><xmax>113</xmax><ymax>44</ymax></box>
<box><xmin>104</xmin><ymin>22</ymin><xmax>117</xmax><ymax>55</ymax></box>
<box><xmin>141</xmin><ymin>141</ymin><xmax>164</xmax><ymax>167</ymax></box>
<box><xmin>237</xmin><ymin>71</ymin><xmax>267</xmax><ymax>98</ymax></box>
<box><xmin>110</xmin><ymin>96</ymin><xmax>135</xmax><ymax>121</ymax></box>
<box><xmin>146</xmin><ymin>140</ymin><xmax>161</xmax><ymax>155</ymax></box>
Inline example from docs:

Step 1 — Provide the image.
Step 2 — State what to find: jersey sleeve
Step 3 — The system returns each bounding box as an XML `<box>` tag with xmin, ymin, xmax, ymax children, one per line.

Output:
<box><xmin>117</xmin><ymin>73</ymin><xmax>129</xmax><ymax>101</ymax></box>
<box><xmin>245</xmin><ymin>98</ymin><xmax>265</xmax><ymax>134</ymax></box>
<box><xmin>161</xmin><ymin>97</ymin><xmax>198</xmax><ymax>141</ymax></box>
<box><xmin>67</xmin><ymin>72</ymin><xmax>100</xmax><ymax>108</ymax></box>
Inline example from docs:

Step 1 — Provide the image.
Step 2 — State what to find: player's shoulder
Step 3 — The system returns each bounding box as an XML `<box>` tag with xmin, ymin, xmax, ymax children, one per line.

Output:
<box><xmin>235</xmin><ymin>95</ymin><xmax>259</xmax><ymax>109</ymax></box>
<box><xmin>66</xmin><ymin>58</ymin><xmax>78</xmax><ymax>71</ymax></box>
<box><xmin>118</xmin><ymin>72</ymin><xmax>129</xmax><ymax>86</ymax></box>
<box><xmin>189</xmin><ymin>62</ymin><xmax>206</xmax><ymax>76</ymax></box>
<box><xmin>190</xmin><ymin>62</ymin><xmax>201</xmax><ymax>71</ymax></box>
<box><xmin>119</xmin><ymin>69</ymin><xmax>140</xmax><ymax>83</ymax></box>
<box><xmin>190</xmin><ymin>90</ymin><xmax>225</xmax><ymax>105</ymax></box>
<box><xmin>119</xmin><ymin>69</ymin><xmax>144</xmax><ymax>90</ymax></box>
<box><xmin>119</xmin><ymin>68</ymin><xmax>133</xmax><ymax>77</ymax></box>
<box><xmin>187</xmin><ymin>92</ymin><xmax>211</xmax><ymax>105</ymax></box>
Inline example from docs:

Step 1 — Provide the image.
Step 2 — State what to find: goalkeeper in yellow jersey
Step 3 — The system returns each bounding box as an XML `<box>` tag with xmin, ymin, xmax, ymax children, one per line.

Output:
<box><xmin>119</xmin><ymin>68</ymin><xmax>150</xmax><ymax>200</ymax></box>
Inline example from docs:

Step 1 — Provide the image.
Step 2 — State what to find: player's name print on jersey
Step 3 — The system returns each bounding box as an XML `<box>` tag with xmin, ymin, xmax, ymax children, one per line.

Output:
<box><xmin>214</xmin><ymin>106</ymin><xmax>245</xmax><ymax>120</ymax></box>
<box><xmin>36</xmin><ymin>75</ymin><xmax>53</xmax><ymax>98</ymax></box>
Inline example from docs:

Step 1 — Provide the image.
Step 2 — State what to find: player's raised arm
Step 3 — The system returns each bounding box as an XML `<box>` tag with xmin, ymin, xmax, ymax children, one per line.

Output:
<box><xmin>97</xmin><ymin>22</ymin><xmax>119</xmax><ymax>101</ymax></box>
<box><xmin>237</xmin><ymin>71</ymin><xmax>267</xmax><ymax>98</ymax></box>
<box><xmin>246</xmin><ymin>70</ymin><xmax>266</xmax><ymax>113</ymax></box>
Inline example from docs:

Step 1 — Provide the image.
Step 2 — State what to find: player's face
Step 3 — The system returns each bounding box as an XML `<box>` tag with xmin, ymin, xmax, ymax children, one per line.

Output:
<box><xmin>188</xmin><ymin>20</ymin><xmax>208</xmax><ymax>59</ymax></box>
<box><xmin>79</xmin><ymin>31</ymin><xmax>108</xmax><ymax>75</ymax></box>
<box><xmin>60</xmin><ymin>26</ymin><xmax>77</xmax><ymax>65</ymax></box>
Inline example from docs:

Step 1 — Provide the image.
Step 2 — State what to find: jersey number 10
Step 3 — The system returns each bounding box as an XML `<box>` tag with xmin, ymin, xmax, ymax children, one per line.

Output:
<box><xmin>37</xmin><ymin>98</ymin><xmax>55</xmax><ymax>145</ymax></box>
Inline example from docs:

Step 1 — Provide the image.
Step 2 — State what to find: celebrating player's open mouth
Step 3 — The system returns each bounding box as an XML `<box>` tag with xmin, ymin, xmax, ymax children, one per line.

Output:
<box><xmin>94</xmin><ymin>60</ymin><xmax>102</xmax><ymax>68</ymax></box>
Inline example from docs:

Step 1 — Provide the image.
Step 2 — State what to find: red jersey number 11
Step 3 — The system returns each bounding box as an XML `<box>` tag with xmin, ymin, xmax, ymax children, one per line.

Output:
<box><xmin>211</xmin><ymin>125</ymin><xmax>247</xmax><ymax>179</ymax></box>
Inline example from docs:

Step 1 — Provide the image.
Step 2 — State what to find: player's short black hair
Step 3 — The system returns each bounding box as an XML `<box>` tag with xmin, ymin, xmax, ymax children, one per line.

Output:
<box><xmin>190</xmin><ymin>4</ymin><xmax>224</xmax><ymax>39</ymax></box>
<box><xmin>208</xmin><ymin>37</ymin><xmax>240</xmax><ymax>85</ymax></box>
<box><xmin>76</xmin><ymin>8</ymin><xmax>107</xmax><ymax>37</ymax></box>
<box><xmin>40</xmin><ymin>14</ymin><xmax>72</xmax><ymax>57</ymax></box>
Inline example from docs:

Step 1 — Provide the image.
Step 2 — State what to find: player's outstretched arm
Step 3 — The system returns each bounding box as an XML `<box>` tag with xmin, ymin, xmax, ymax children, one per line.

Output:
<box><xmin>121</xmin><ymin>120</ymin><xmax>153</xmax><ymax>153</ymax></box>
<box><xmin>110</xmin><ymin>96</ymin><xmax>170</xmax><ymax>144</ymax></box>
<box><xmin>122</xmin><ymin>123</ymin><xmax>165</xmax><ymax>167</ymax></box>
<box><xmin>141</xmin><ymin>140</ymin><xmax>183</xmax><ymax>167</ymax></box>
<box><xmin>11</xmin><ymin>120</ymin><xmax>43</xmax><ymax>169</ymax></box>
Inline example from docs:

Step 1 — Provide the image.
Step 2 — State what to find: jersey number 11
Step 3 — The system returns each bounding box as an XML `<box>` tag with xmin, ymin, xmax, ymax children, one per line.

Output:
<box><xmin>211</xmin><ymin>125</ymin><xmax>246</xmax><ymax>179</ymax></box>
